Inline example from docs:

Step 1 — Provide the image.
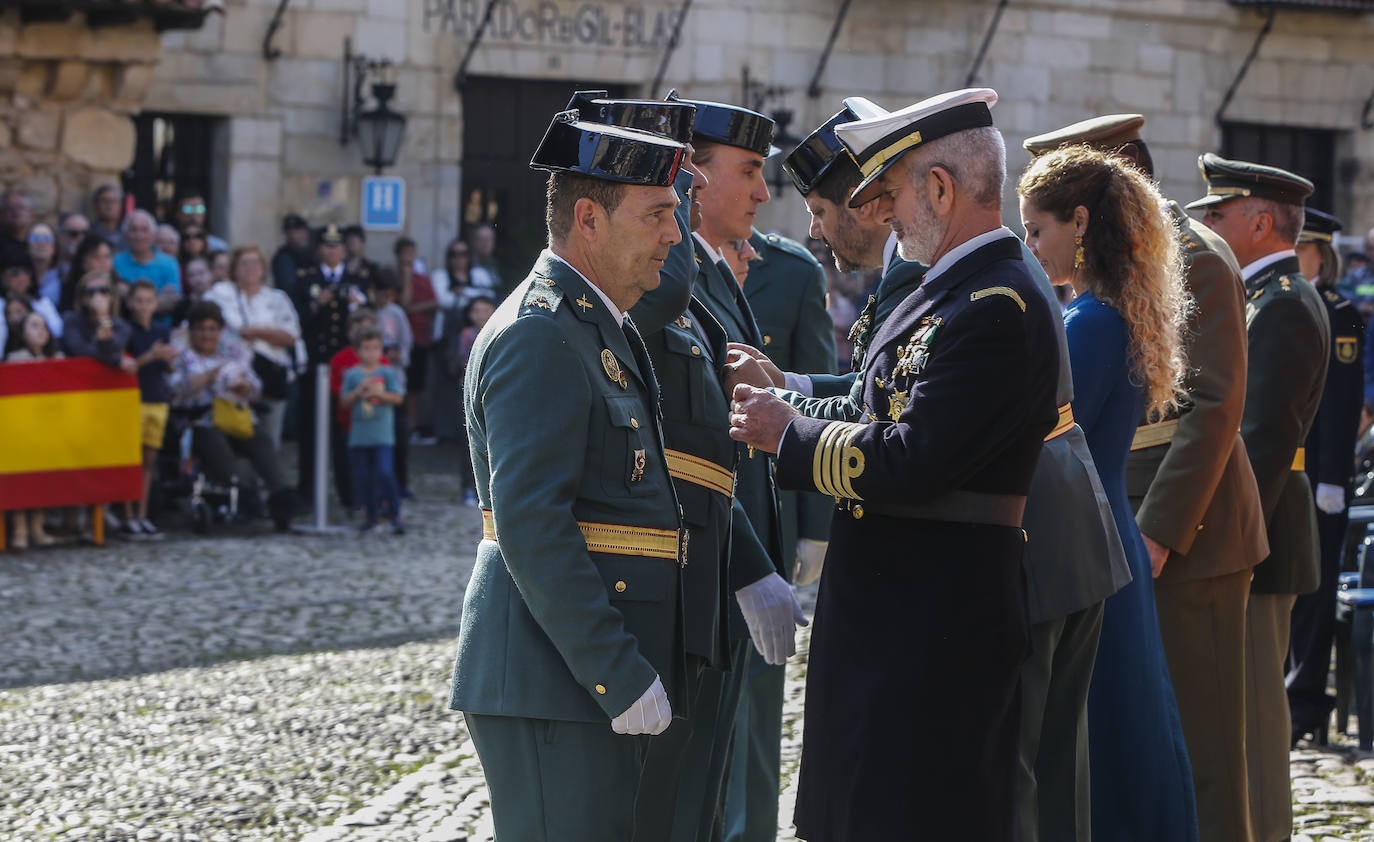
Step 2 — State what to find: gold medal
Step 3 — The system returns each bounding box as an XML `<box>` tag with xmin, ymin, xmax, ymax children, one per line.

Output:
<box><xmin>888</xmin><ymin>388</ymin><xmax>909</xmax><ymax>420</ymax></box>
<box><xmin>602</xmin><ymin>349</ymin><xmax>627</xmax><ymax>389</ymax></box>
<box><xmin>631</xmin><ymin>449</ymin><xmax>646</xmax><ymax>483</ymax></box>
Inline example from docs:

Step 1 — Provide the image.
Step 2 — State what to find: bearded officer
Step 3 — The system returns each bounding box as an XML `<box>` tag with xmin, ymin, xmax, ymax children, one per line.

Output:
<box><xmin>1190</xmin><ymin>153</ymin><xmax>1330</xmax><ymax>842</ymax></box>
<box><xmin>1289</xmin><ymin>208</ymin><xmax>1364</xmax><ymax>743</ymax></box>
<box><xmin>447</xmin><ymin>111</ymin><xmax>690</xmax><ymax>842</ymax></box>
<box><xmin>731</xmin><ymin>88</ymin><xmax>1061</xmax><ymax>841</ymax></box>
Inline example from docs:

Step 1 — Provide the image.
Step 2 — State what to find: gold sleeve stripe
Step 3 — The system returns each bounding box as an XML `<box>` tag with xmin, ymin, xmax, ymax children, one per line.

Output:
<box><xmin>969</xmin><ymin>286</ymin><xmax>1026</xmax><ymax>312</ymax></box>
<box><xmin>665</xmin><ymin>449</ymin><xmax>735</xmax><ymax>497</ymax></box>
<box><xmin>1129</xmin><ymin>418</ymin><xmax>1179</xmax><ymax>452</ymax></box>
<box><xmin>812</xmin><ymin>421</ymin><xmax>867</xmax><ymax>500</ymax></box>
<box><xmin>481</xmin><ymin>509</ymin><xmax>681</xmax><ymax>561</ymax></box>
<box><xmin>1044</xmin><ymin>402</ymin><xmax>1075</xmax><ymax>442</ymax></box>
<box><xmin>1291</xmin><ymin>447</ymin><xmax>1305</xmax><ymax>472</ymax></box>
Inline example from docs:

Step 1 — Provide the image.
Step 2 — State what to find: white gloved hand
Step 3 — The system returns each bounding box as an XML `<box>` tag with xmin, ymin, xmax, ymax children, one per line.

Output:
<box><xmin>1316</xmin><ymin>482</ymin><xmax>1346</xmax><ymax>515</ymax></box>
<box><xmin>794</xmin><ymin>538</ymin><xmax>828</xmax><ymax>586</ymax></box>
<box><xmin>610</xmin><ymin>675</ymin><xmax>672</xmax><ymax>735</ymax></box>
<box><xmin>735</xmin><ymin>572</ymin><xmax>809</xmax><ymax>665</ymax></box>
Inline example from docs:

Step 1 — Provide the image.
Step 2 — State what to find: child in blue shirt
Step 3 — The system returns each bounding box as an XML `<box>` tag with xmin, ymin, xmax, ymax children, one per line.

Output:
<box><xmin>340</xmin><ymin>326</ymin><xmax>406</xmax><ymax>533</ymax></box>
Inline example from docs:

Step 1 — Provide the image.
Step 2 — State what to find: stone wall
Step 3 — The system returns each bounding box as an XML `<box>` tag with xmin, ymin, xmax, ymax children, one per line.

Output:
<box><xmin>147</xmin><ymin>0</ymin><xmax>1374</xmax><ymax>260</ymax></box>
<box><xmin>0</xmin><ymin>8</ymin><xmax>161</xmax><ymax>219</ymax></box>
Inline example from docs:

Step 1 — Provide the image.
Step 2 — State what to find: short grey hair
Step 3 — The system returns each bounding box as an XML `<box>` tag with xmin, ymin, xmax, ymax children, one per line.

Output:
<box><xmin>121</xmin><ymin>208</ymin><xmax>157</xmax><ymax>235</ymax></box>
<box><xmin>1250</xmin><ymin>198</ymin><xmax>1304</xmax><ymax>245</ymax></box>
<box><xmin>903</xmin><ymin>126</ymin><xmax>1006</xmax><ymax>209</ymax></box>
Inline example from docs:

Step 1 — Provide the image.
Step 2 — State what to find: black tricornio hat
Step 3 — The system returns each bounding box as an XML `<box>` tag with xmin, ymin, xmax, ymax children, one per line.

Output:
<box><xmin>530</xmin><ymin>110</ymin><xmax>686</xmax><ymax>187</ymax></box>
<box><xmin>282</xmin><ymin>213</ymin><xmax>308</xmax><ymax>232</ymax></box>
<box><xmin>565</xmin><ymin>90</ymin><xmax>697</xmax><ymax>145</ymax></box>
<box><xmin>668</xmin><ymin>92</ymin><xmax>777</xmax><ymax>158</ymax></box>
<box><xmin>782</xmin><ymin>107</ymin><xmax>860</xmax><ymax>197</ymax></box>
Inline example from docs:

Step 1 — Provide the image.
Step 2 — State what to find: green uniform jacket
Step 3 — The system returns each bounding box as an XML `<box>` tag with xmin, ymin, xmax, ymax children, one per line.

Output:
<box><xmin>744</xmin><ymin>229</ymin><xmax>837</xmax><ymax>561</ymax></box>
<box><xmin>692</xmin><ymin>237</ymin><xmax>785</xmax><ymax>633</ymax></box>
<box><xmin>1126</xmin><ymin>203</ymin><xmax>1270</xmax><ymax>584</ymax></box>
<box><xmin>1243</xmin><ymin>254</ymin><xmax>1331</xmax><ymax>595</ymax></box>
<box><xmin>449</xmin><ymin>251</ymin><xmax>688</xmax><ymax>723</ymax></box>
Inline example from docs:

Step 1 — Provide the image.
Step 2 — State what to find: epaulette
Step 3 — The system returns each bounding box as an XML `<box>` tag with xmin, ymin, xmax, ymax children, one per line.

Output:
<box><xmin>1324</xmin><ymin>288</ymin><xmax>1353</xmax><ymax>309</ymax></box>
<box><xmin>969</xmin><ymin>285</ymin><xmax>1026</xmax><ymax>312</ymax></box>
<box><xmin>520</xmin><ymin>276</ymin><xmax>564</xmax><ymax>315</ymax></box>
<box><xmin>760</xmin><ymin>231</ymin><xmax>823</xmax><ymax>268</ymax></box>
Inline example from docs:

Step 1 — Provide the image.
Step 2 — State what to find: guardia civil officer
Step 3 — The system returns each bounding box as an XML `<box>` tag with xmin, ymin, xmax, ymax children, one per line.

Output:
<box><xmin>292</xmin><ymin>223</ymin><xmax>369</xmax><ymax>506</ymax></box>
<box><xmin>731</xmin><ymin>88</ymin><xmax>1062</xmax><ymax>842</ymax></box>
<box><xmin>1289</xmin><ymin>208</ymin><xmax>1364</xmax><ymax>743</ymax></box>
<box><xmin>669</xmin><ymin>93</ymin><xmax>796</xmax><ymax>842</ymax></box>
<box><xmin>1026</xmin><ymin>115</ymin><xmax>1268</xmax><ymax>842</ymax></box>
<box><xmin>446</xmin><ymin>112</ymin><xmax>690</xmax><ymax>842</ymax></box>
<box><xmin>742</xmin><ymin>228</ymin><xmax>835</xmax><ymax>587</ymax></box>
<box><xmin>557</xmin><ymin>92</ymin><xmax>797</xmax><ymax>842</ymax></box>
<box><xmin>1190</xmin><ymin>154</ymin><xmax>1330</xmax><ymax>842</ymax></box>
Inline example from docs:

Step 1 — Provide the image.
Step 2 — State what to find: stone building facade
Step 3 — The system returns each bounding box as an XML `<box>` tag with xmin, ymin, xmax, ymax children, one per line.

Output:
<box><xmin>16</xmin><ymin>0</ymin><xmax>1374</xmax><ymax>266</ymax></box>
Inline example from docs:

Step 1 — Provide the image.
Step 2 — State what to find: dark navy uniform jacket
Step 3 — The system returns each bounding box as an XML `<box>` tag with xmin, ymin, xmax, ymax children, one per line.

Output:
<box><xmin>778</xmin><ymin>233</ymin><xmax>1060</xmax><ymax>841</ymax></box>
<box><xmin>292</xmin><ymin>266</ymin><xmax>368</xmax><ymax>365</ymax></box>
<box><xmin>1306</xmin><ymin>287</ymin><xmax>1364</xmax><ymax>493</ymax></box>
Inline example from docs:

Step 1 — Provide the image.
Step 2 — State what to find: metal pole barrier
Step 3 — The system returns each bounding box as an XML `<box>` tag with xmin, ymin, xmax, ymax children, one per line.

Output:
<box><xmin>294</xmin><ymin>362</ymin><xmax>348</xmax><ymax>536</ymax></box>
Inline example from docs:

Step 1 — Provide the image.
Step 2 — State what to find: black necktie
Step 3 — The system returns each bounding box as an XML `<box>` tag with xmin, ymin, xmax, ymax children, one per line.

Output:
<box><xmin>622</xmin><ymin>317</ymin><xmax>658</xmax><ymax>406</ymax></box>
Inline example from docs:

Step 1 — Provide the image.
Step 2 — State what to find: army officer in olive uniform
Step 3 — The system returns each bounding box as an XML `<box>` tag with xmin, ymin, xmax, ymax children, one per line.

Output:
<box><xmin>1289</xmin><ymin>208</ymin><xmax>1365</xmax><ymax>742</ymax></box>
<box><xmin>1191</xmin><ymin>154</ymin><xmax>1330</xmax><ymax>842</ymax></box>
<box><xmin>447</xmin><ymin>112</ymin><xmax>690</xmax><ymax>842</ymax></box>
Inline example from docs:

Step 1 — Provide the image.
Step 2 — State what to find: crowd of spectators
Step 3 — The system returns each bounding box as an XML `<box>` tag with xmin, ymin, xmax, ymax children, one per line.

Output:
<box><xmin>0</xmin><ymin>185</ymin><xmax>506</xmax><ymax>548</ymax></box>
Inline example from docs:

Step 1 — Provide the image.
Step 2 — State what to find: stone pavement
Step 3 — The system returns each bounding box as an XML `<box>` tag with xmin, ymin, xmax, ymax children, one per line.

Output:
<box><xmin>2</xmin><ymin>442</ymin><xmax>1374</xmax><ymax>840</ymax></box>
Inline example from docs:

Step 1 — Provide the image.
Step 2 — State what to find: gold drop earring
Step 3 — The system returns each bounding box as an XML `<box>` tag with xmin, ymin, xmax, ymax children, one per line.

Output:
<box><xmin>1073</xmin><ymin>234</ymin><xmax>1085</xmax><ymax>270</ymax></box>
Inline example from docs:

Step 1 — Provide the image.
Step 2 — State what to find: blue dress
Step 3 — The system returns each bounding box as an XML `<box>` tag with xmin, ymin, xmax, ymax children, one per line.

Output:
<box><xmin>1065</xmin><ymin>290</ymin><xmax>1199</xmax><ymax>841</ymax></box>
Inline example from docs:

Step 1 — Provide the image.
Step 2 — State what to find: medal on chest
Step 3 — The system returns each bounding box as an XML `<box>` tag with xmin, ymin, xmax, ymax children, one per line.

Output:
<box><xmin>601</xmin><ymin>349</ymin><xmax>627</xmax><ymax>389</ymax></box>
<box><xmin>894</xmin><ymin>316</ymin><xmax>942</xmax><ymax>378</ymax></box>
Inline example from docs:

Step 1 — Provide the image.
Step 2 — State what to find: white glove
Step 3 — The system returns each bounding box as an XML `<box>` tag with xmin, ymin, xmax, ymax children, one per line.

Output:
<box><xmin>735</xmin><ymin>572</ymin><xmax>809</xmax><ymax>665</ymax></box>
<box><xmin>794</xmin><ymin>538</ymin><xmax>828</xmax><ymax>586</ymax></box>
<box><xmin>1316</xmin><ymin>482</ymin><xmax>1346</xmax><ymax>515</ymax></box>
<box><xmin>610</xmin><ymin>676</ymin><xmax>672</xmax><ymax>736</ymax></box>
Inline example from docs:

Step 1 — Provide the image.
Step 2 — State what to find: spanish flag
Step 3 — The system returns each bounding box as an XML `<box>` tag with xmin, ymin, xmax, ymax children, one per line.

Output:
<box><xmin>0</xmin><ymin>358</ymin><xmax>141</xmax><ymax>511</ymax></box>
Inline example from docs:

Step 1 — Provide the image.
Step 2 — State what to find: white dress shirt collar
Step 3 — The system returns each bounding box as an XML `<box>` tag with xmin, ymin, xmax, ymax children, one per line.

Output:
<box><xmin>549</xmin><ymin>253</ymin><xmax>624</xmax><ymax>326</ymax></box>
<box><xmin>923</xmin><ymin>226</ymin><xmax>1018</xmax><ymax>286</ymax></box>
<box><xmin>882</xmin><ymin>231</ymin><xmax>900</xmax><ymax>272</ymax></box>
<box><xmin>693</xmin><ymin>232</ymin><xmax>725</xmax><ymax>266</ymax></box>
<box><xmin>1240</xmin><ymin>249</ymin><xmax>1298</xmax><ymax>283</ymax></box>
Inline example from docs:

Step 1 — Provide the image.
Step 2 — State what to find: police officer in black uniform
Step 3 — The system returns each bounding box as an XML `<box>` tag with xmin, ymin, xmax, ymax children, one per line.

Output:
<box><xmin>1289</xmin><ymin>208</ymin><xmax>1365</xmax><ymax>742</ymax></box>
<box><xmin>292</xmin><ymin>223</ymin><xmax>370</xmax><ymax>506</ymax></box>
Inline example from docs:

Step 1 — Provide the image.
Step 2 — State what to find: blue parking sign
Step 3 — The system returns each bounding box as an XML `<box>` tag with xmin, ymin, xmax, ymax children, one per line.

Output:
<box><xmin>362</xmin><ymin>176</ymin><xmax>405</xmax><ymax>231</ymax></box>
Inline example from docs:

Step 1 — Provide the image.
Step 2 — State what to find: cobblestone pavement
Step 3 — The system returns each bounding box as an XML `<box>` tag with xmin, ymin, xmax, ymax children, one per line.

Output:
<box><xmin>2</xmin><ymin>442</ymin><xmax>1374</xmax><ymax>840</ymax></box>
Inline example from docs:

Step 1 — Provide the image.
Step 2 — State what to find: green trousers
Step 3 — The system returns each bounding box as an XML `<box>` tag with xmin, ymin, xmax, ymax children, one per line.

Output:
<box><xmin>466</xmin><ymin>712</ymin><xmax>648</xmax><ymax>842</ymax></box>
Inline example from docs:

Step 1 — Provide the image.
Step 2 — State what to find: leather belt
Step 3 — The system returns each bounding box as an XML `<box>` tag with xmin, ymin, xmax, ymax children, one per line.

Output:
<box><xmin>1044</xmin><ymin>402</ymin><xmax>1074</xmax><ymax>442</ymax></box>
<box><xmin>1292</xmin><ymin>447</ymin><xmax>1306</xmax><ymax>472</ymax></box>
<box><xmin>482</xmin><ymin>509</ymin><xmax>686</xmax><ymax>563</ymax></box>
<box><xmin>664</xmin><ymin>449</ymin><xmax>734</xmax><ymax>498</ymax></box>
<box><xmin>845</xmin><ymin>490</ymin><xmax>1027</xmax><ymax>529</ymax></box>
<box><xmin>1130</xmin><ymin>418</ymin><xmax>1179</xmax><ymax>451</ymax></box>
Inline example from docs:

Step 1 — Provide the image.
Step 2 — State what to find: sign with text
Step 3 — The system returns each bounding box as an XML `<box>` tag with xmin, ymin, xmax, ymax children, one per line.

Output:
<box><xmin>423</xmin><ymin>0</ymin><xmax>682</xmax><ymax>50</ymax></box>
<box><xmin>362</xmin><ymin>176</ymin><xmax>405</xmax><ymax>231</ymax></box>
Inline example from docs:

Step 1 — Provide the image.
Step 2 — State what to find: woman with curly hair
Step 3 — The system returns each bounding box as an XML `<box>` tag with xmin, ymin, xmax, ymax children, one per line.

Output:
<box><xmin>1019</xmin><ymin>145</ymin><xmax>1197</xmax><ymax>841</ymax></box>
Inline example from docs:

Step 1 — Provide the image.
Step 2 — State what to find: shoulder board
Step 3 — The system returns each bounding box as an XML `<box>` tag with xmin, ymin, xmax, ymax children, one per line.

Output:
<box><xmin>1323</xmin><ymin>288</ymin><xmax>1353</xmax><ymax>309</ymax></box>
<box><xmin>520</xmin><ymin>277</ymin><xmax>564</xmax><ymax>315</ymax></box>
<box><xmin>761</xmin><ymin>232</ymin><xmax>822</xmax><ymax>267</ymax></box>
<box><xmin>969</xmin><ymin>286</ymin><xmax>1026</xmax><ymax>312</ymax></box>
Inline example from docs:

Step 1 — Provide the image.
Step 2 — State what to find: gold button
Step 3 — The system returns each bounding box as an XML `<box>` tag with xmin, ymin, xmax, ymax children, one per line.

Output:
<box><xmin>1196</xmin><ymin>523</ymin><xmax>1204</xmax><ymax>532</ymax></box>
<box><xmin>764</xmin><ymin>335</ymin><xmax>772</xmax><ymax>345</ymax></box>
<box><xmin>595</xmin><ymin>684</ymin><xmax>606</xmax><ymax>695</ymax></box>
<box><xmin>631</xmin><ymin>417</ymin><xmax>639</xmax><ymax>429</ymax></box>
<box><xmin>615</xmin><ymin>581</ymin><xmax>627</xmax><ymax>593</ymax></box>
<box><xmin>691</xmin><ymin>346</ymin><xmax>701</xmax><ymax>356</ymax></box>
<box><xmin>852</xmin><ymin>504</ymin><xmax>864</xmax><ymax>520</ymax></box>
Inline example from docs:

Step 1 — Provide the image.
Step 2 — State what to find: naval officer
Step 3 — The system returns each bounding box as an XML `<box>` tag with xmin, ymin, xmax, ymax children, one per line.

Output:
<box><xmin>731</xmin><ymin>87</ymin><xmax>1061</xmax><ymax>842</ymax></box>
<box><xmin>447</xmin><ymin>111</ymin><xmax>690</xmax><ymax>842</ymax></box>
<box><xmin>1190</xmin><ymin>153</ymin><xmax>1330</xmax><ymax>842</ymax></box>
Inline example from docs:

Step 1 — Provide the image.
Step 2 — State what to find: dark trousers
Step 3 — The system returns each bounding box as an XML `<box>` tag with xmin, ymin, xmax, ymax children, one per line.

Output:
<box><xmin>634</xmin><ymin>656</ymin><xmax>708</xmax><ymax>842</ymax></box>
<box><xmin>392</xmin><ymin>407</ymin><xmax>410</xmax><ymax>492</ymax></box>
<box><xmin>1156</xmin><ymin>567</ymin><xmax>1254</xmax><ymax>842</ymax></box>
<box><xmin>297</xmin><ymin>367</ymin><xmax>351</xmax><ymax>506</ymax></box>
<box><xmin>1246</xmin><ymin>592</ymin><xmax>1297</xmax><ymax>842</ymax></box>
<box><xmin>723</xmin><ymin>657</ymin><xmax>786</xmax><ymax>842</ymax></box>
<box><xmin>192</xmin><ymin>426</ymin><xmax>287</xmax><ymax>491</ymax></box>
<box><xmin>348</xmin><ymin>445</ymin><xmax>399</xmax><ymax>526</ymax></box>
<box><xmin>1288</xmin><ymin>508</ymin><xmax>1347</xmax><ymax>733</ymax></box>
<box><xmin>1017</xmin><ymin>602</ymin><xmax>1105</xmax><ymax>842</ymax></box>
<box><xmin>466</xmin><ymin>712</ymin><xmax>649</xmax><ymax>842</ymax></box>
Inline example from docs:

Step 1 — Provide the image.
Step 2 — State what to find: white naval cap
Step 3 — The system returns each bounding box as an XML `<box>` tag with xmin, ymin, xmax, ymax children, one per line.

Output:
<box><xmin>835</xmin><ymin>88</ymin><xmax>999</xmax><ymax>208</ymax></box>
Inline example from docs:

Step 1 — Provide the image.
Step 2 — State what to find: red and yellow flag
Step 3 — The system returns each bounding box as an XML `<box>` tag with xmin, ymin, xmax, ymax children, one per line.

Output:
<box><xmin>0</xmin><ymin>358</ymin><xmax>142</xmax><ymax>510</ymax></box>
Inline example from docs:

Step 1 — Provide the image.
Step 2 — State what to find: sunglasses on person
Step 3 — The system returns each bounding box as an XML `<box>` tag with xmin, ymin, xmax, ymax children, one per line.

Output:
<box><xmin>181</xmin><ymin>203</ymin><xmax>207</xmax><ymax>215</ymax></box>
<box><xmin>81</xmin><ymin>286</ymin><xmax>112</xmax><ymax>297</ymax></box>
<box><xmin>28</xmin><ymin>232</ymin><xmax>53</xmax><ymax>244</ymax></box>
